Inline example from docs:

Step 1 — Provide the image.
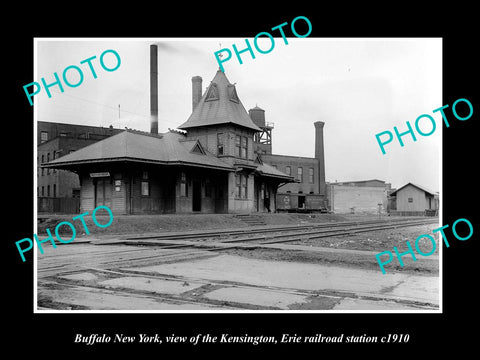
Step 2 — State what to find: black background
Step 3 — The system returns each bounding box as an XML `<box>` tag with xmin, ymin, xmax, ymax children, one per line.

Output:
<box><xmin>5</xmin><ymin>4</ymin><xmax>478</xmax><ymax>355</ymax></box>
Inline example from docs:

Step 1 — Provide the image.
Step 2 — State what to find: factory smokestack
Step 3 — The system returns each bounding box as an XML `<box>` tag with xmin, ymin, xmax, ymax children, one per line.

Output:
<box><xmin>314</xmin><ymin>121</ymin><xmax>326</xmax><ymax>197</ymax></box>
<box><xmin>192</xmin><ymin>76</ymin><xmax>202</xmax><ymax>111</ymax></box>
<box><xmin>150</xmin><ymin>44</ymin><xmax>158</xmax><ymax>134</ymax></box>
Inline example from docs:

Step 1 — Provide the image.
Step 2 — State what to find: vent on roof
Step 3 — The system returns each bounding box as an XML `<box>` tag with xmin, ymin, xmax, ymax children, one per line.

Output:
<box><xmin>190</xmin><ymin>141</ymin><xmax>206</xmax><ymax>155</ymax></box>
<box><xmin>205</xmin><ymin>83</ymin><xmax>219</xmax><ymax>102</ymax></box>
<box><xmin>228</xmin><ymin>84</ymin><xmax>239</xmax><ymax>103</ymax></box>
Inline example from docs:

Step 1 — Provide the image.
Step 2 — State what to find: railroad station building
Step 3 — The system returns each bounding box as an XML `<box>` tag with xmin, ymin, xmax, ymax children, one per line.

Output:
<box><xmin>43</xmin><ymin>69</ymin><xmax>294</xmax><ymax>215</ymax></box>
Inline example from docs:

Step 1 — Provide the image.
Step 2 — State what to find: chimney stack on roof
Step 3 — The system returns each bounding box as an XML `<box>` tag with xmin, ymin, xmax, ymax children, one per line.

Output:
<box><xmin>314</xmin><ymin>121</ymin><xmax>326</xmax><ymax>196</ymax></box>
<box><xmin>150</xmin><ymin>44</ymin><xmax>158</xmax><ymax>134</ymax></box>
<box><xmin>192</xmin><ymin>76</ymin><xmax>203</xmax><ymax>111</ymax></box>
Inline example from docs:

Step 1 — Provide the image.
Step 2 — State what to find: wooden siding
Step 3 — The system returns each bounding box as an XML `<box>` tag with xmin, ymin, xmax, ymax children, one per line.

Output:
<box><xmin>396</xmin><ymin>184</ymin><xmax>428</xmax><ymax>212</ymax></box>
<box><xmin>80</xmin><ymin>176</ymin><xmax>95</xmax><ymax>212</ymax></box>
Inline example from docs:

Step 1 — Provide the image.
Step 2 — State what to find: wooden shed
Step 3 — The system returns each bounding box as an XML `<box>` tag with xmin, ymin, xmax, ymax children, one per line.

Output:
<box><xmin>389</xmin><ymin>183</ymin><xmax>439</xmax><ymax>216</ymax></box>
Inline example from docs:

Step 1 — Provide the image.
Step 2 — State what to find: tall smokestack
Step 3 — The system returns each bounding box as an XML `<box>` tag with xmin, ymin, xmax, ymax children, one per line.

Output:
<box><xmin>150</xmin><ymin>44</ymin><xmax>158</xmax><ymax>134</ymax></box>
<box><xmin>192</xmin><ymin>76</ymin><xmax>202</xmax><ymax>111</ymax></box>
<box><xmin>314</xmin><ymin>121</ymin><xmax>326</xmax><ymax>197</ymax></box>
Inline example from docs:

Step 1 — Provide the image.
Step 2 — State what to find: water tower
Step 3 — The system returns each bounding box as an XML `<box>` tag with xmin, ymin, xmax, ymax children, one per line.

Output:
<box><xmin>249</xmin><ymin>105</ymin><xmax>273</xmax><ymax>155</ymax></box>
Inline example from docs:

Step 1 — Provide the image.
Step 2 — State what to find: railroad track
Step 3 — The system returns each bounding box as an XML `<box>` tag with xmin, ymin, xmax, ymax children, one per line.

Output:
<box><xmin>38</xmin><ymin>265</ymin><xmax>439</xmax><ymax>310</ymax></box>
<box><xmin>38</xmin><ymin>217</ymin><xmax>441</xmax><ymax>310</ymax></box>
<box><xmin>95</xmin><ymin>217</ymin><xmax>439</xmax><ymax>248</ymax></box>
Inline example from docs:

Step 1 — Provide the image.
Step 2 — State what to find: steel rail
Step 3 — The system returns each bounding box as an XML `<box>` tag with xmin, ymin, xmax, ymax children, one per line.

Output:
<box><xmin>124</xmin><ymin>217</ymin><xmax>438</xmax><ymax>243</ymax></box>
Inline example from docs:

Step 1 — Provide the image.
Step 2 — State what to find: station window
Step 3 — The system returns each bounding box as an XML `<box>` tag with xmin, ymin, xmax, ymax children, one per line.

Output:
<box><xmin>141</xmin><ymin>181</ymin><xmax>150</xmax><ymax>196</ymax></box>
<box><xmin>141</xmin><ymin>171</ymin><xmax>150</xmax><ymax>196</ymax></box>
<box><xmin>235</xmin><ymin>174</ymin><xmax>240</xmax><ymax>197</ymax></box>
<box><xmin>241</xmin><ymin>136</ymin><xmax>248</xmax><ymax>159</ymax></box>
<box><xmin>180</xmin><ymin>172</ymin><xmax>188</xmax><ymax>197</ymax></box>
<box><xmin>235</xmin><ymin>174</ymin><xmax>248</xmax><ymax>199</ymax></box>
<box><xmin>47</xmin><ymin>185</ymin><xmax>50</xmax><ymax>197</ymax></box>
<box><xmin>235</xmin><ymin>135</ymin><xmax>241</xmax><ymax>157</ymax></box>
<box><xmin>309</xmin><ymin>168</ymin><xmax>314</xmax><ymax>183</ymax></box>
<box><xmin>297</xmin><ymin>167</ymin><xmax>303</xmax><ymax>182</ymax></box>
<box><xmin>285</xmin><ymin>166</ymin><xmax>291</xmax><ymax>176</ymax></box>
<box><xmin>235</xmin><ymin>135</ymin><xmax>248</xmax><ymax>159</ymax></box>
<box><xmin>217</xmin><ymin>133</ymin><xmax>224</xmax><ymax>155</ymax></box>
<box><xmin>408</xmin><ymin>197</ymin><xmax>413</xmax><ymax>203</ymax></box>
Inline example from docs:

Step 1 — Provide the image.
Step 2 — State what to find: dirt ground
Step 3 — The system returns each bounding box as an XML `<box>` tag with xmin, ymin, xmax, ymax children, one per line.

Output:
<box><xmin>220</xmin><ymin>223</ymin><xmax>440</xmax><ymax>275</ymax></box>
<box><xmin>38</xmin><ymin>212</ymin><xmax>413</xmax><ymax>235</ymax></box>
<box><xmin>290</xmin><ymin>223</ymin><xmax>439</xmax><ymax>252</ymax></box>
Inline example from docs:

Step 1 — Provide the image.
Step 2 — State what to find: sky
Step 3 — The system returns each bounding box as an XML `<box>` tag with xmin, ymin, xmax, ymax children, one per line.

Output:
<box><xmin>35</xmin><ymin>38</ymin><xmax>442</xmax><ymax>192</ymax></box>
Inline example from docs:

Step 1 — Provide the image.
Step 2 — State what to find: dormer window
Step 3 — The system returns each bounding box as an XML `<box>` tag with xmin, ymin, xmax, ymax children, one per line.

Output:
<box><xmin>205</xmin><ymin>83</ymin><xmax>219</xmax><ymax>101</ymax></box>
<box><xmin>227</xmin><ymin>84</ymin><xmax>239</xmax><ymax>103</ymax></box>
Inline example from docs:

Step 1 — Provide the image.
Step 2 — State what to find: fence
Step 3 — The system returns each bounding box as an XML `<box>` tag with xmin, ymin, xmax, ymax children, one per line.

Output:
<box><xmin>389</xmin><ymin>209</ymin><xmax>438</xmax><ymax>217</ymax></box>
<box><xmin>38</xmin><ymin>197</ymin><xmax>80</xmax><ymax>214</ymax></box>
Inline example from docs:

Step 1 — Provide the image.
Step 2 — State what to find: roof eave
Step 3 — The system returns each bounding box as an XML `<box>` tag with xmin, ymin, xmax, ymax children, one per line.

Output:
<box><xmin>178</xmin><ymin>121</ymin><xmax>261</xmax><ymax>132</ymax></box>
<box><xmin>256</xmin><ymin>171</ymin><xmax>295</xmax><ymax>181</ymax></box>
<box><xmin>42</xmin><ymin>157</ymin><xmax>234</xmax><ymax>172</ymax></box>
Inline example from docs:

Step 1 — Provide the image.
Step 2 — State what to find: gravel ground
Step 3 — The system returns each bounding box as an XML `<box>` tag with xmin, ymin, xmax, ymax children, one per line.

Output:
<box><xmin>221</xmin><ymin>223</ymin><xmax>440</xmax><ymax>275</ymax></box>
<box><xmin>288</xmin><ymin>223</ymin><xmax>440</xmax><ymax>252</ymax></box>
<box><xmin>37</xmin><ymin>212</ymin><xmax>351</xmax><ymax>235</ymax></box>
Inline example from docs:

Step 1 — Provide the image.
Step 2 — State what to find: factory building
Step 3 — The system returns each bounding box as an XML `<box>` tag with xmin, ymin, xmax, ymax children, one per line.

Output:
<box><xmin>249</xmin><ymin>105</ymin><xmax>327</xmax><ymax>212</ymax></box>
<box><xmin>37</xmin><ymin>121</ymin><xmax>123</xmax><ymax>213</ymax></box>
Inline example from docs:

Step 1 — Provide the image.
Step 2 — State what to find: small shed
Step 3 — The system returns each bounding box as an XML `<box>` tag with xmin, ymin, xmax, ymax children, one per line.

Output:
<box><xmin>389</xmin><ymin>183</ymin><xmax>439</xmax><ymax>216</ymax></box>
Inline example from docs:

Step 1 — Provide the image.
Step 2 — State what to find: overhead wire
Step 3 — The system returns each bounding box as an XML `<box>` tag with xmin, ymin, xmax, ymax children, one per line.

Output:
<box><xmin>42</xmin><ymin>89</ymin><xmax>181</xmax><ymax>128</ymax></box>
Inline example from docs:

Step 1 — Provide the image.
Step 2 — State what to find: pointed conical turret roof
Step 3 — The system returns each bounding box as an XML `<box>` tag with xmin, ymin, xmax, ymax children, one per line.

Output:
<box><xmin>178</xmin><ymin>70</ymin><xmax>261</xmax><ymax>131</ymax></box>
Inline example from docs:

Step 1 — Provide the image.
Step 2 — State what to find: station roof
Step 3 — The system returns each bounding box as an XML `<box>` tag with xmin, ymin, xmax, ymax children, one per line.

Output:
<box><xmin>43</xmin><ymin>129</ymin><xmax>294</xmax><ymax>182</ymax></box>
<box><xmin>42</xmin><ymin>130</ymin><xmax>234</xmax><ymax>171</ymax></box>
<box><xmin>177</xmin><ymin>70</ymin><xmax>261</xmax><ymax>132</ymax></box>
<box><xmin>255</xmin><ymin>162</ymin><xmax>294</xmax><ymax>180</ymax></box>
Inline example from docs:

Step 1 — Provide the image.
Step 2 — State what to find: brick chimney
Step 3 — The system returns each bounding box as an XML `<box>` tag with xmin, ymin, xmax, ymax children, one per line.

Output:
<box><xmin>192</xmin><ymin>76</ymin><xmax>202</xmax><ymax>111</ymax></box>
<box><xmin>314</xmin><ymin>121</ymin><xmax>326</xmax><ymax>196</ymax></box>
<box><xmin>150</xmin><ymin>44</ymin><xmax>158</xmax><ymax>134</ymax></box>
